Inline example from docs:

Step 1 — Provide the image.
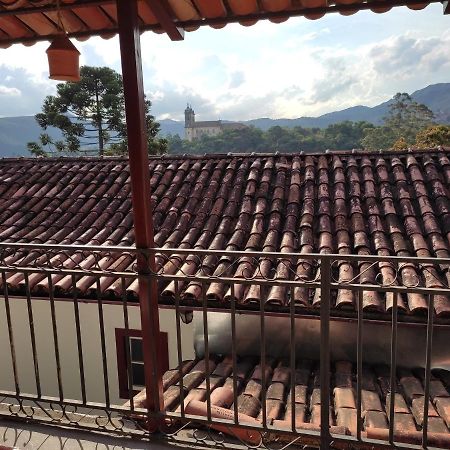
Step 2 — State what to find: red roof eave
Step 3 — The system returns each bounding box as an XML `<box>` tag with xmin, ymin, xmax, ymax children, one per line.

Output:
<box><xmin>0</xmin><ymin>0</ymin><xmax>445</xmax><ymax>48</ymax></box>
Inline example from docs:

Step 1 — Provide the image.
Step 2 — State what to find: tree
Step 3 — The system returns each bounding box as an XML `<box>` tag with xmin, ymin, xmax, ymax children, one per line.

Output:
<box><xmin>323</xmin><ymin>121</ymin><xmax>375</xmax><ymax>149</ymax></box>
<box><xmin>361</xmin><ymin>126</ymin><xmax>396</xmax><ymax>150</ymax></box>
<box><xmin>28</xmin><ymin>66</ymin><xmax>166</xmax><ymax>157</ymax></box>
<box><xmin>385</xmin><ymin>93</ymin><xmax>434</xmax><ymax>144</ymax></box>
<box><xmin>107</xmin><ymin>98</ymin><xmax>168</xmax><ymax>156</ymax></box>
<box><xmin>362</xmin><ymin>93</ymin><xmax>435</xmax><ymax>150</ymax></box>
<box><xmin>392</xmin><ymin>137</ymin><xmax>408</xmax><ymax>150</ymax></box>
<box><xmin>164</xmin><ymin>134</ymin><xmax>186</xmax><ymax>154</ymax></box>
<box><xmin>415</xmin><ymin>125</ymin><xmax>450</xmax><ymax>148</ymax></box>
<box><xmin>166</xmin><ymin>120</ymin><xmax>373</xmax><ymax>154</ymax></box>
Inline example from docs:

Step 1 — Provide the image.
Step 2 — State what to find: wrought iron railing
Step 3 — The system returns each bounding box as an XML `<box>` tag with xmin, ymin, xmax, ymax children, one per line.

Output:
<box><xmin>0</xmin><ymin>243</ymin><xmax>148</xmax><ymax>437</ymax></box>
<box><xmin>0</xmin><ymin>243</ymin><xmax>449</xmax><ymax>449</ymax></box>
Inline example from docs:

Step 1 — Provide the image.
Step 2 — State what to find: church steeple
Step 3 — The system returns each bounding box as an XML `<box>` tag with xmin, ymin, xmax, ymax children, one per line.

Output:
<box><xmin>185</xmin><ymin>103</ymin><xmax>195</xmax><ymax>128</ymax></box>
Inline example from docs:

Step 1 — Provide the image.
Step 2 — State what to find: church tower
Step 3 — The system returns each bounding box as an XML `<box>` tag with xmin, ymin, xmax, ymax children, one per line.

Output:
<box><xmin>185</xmin><ymin>104</ymin><xmax>195</xmax><ymax>128</ymax></box>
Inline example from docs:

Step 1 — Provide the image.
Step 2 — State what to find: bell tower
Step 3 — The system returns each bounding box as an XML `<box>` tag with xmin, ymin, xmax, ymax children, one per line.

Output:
<box><xmin>185</xmin><ymin>104</ymin><xmax>195</xmax><ymax>128</ymax></box>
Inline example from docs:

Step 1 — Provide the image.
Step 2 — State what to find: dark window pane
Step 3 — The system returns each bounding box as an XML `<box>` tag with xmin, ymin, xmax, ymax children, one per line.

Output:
<box><xmin>131</xmin><ymin>363</ymin><xmax>145</xmax><ymax>387</ymax></box>
<box><xmin>130</xmin><ymin>337</ymin><xmax>143</xmax><ymax>362</ymax></box>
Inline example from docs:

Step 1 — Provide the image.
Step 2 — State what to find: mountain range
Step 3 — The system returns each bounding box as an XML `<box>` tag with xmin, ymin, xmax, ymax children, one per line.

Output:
<box><xmin>1</xmin><ymin>83</ymin><xmax>449</xmax><ymax>157</ymax></box>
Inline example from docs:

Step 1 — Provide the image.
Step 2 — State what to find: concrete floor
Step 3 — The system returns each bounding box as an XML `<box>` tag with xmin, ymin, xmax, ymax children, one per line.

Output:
<box><xmin>0</xmin><ymin>419</ymin><xmax>174</xmax><ymax>450</ymax></box>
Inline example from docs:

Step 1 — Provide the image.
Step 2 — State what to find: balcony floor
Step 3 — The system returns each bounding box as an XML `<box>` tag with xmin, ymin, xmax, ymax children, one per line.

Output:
<box><xmin>0</xmin><ymin>418</ymin><xmax>174</xmax><ymax>450</ymax></box>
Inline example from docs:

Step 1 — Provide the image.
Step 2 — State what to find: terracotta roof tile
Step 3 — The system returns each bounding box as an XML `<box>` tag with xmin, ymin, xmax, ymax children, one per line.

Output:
<box><xmin>0</xmin><ymin>151</ymin><xmax>449</xmax><ymax>321</ymax></box>
<box><xmin>142</xmin><ymin>354</ymin><xmax>450</xmax><ymax>442</ymax></box>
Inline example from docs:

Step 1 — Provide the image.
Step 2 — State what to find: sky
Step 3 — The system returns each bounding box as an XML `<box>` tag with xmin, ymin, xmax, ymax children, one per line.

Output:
<box><xmin>0</xmin><ymin>4</ymin><xmax>449</xmax><ymax>121</ymax></box>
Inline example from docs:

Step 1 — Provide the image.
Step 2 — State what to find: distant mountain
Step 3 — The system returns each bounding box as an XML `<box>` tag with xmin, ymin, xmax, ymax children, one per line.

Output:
<box><xmin>1</xmin><ymin>83</ymin><xmax>450</xmax><ymax>156</ymax></box>
<box><xmin>158</xmin><ymin>83</ymin><xmax>450</xmax><ymax>136</ymax></box>
<box><xmin>159</xmin><ymin>119</ymin><xmax>185</xmax><ymax>137</ymax></box>
<box><xmin>0</xmin><ymin>116</ymin><xmax>62</xmax><ymax>157</ymax></box>
<box><xmin>410</xmin><ymin>83</ymin><xmax>450</xmax><ymax>123</ymax></box>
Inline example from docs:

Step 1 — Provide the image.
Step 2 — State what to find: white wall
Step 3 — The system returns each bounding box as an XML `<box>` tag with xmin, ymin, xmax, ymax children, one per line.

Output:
<box><xmin>195</xmin><ymin>127</ymin><xmax>221</xmax><ymax>138</ymax></box>
<box><xmin>0</xmin><ymin>298</ymin><xmax>195</xmax><ymax>406</ymax></box>
<box><xmin>185</xmin><ymin>128</ymin><xmax>193</xmax><ymax>141</ymax></box>
<box><xmin>185</xmin><ymin>126</ymin><xmax>222</xmax><ymax>141</ymax></box>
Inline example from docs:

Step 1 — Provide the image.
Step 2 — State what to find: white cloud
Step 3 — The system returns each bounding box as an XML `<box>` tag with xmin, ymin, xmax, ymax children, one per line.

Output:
<box><xmin>1</xmin><ymin>42</ymin><xmax>51</xmax><ymax>82</ymax></box>
<box><xmin>0</xmin><ymin>85</ymin><xmax>20</xmax><ymax>96</ymax></box>
<box><xmin>369</xmin><ymin>33</ymin><xmax>450</xmax><ymax>76</ymax></box>
<box><xmin>0</xmin><ymin>67</ymin><xmax>54</xmax><ymax>116</ymax></box>
<box><xmin>0</xmin><ymin>5</ymin><xmax>448</xmax><ymax>120</ymax></box>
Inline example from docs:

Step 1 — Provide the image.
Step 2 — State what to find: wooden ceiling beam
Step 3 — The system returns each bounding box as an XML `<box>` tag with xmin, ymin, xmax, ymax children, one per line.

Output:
<box><xmin>145</xmin><ymin>0</ymin><xmax>184</xmax><ymax>41</ymax></box>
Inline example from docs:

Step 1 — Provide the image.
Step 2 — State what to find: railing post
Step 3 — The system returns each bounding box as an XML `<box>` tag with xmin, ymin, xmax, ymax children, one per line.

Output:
<box><xmin>320</xmin><ymin>256</ymin><xmax>331</xmax><ymax>450</ymax></box>
<box><xmin>117</xmin><ymin>0</ymin><xmax>164</xmax><ymax>415</ymax></box>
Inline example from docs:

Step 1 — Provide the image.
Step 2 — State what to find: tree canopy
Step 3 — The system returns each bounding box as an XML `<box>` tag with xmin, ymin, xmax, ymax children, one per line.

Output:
<box><xmin>415</xmin><ymin>125</ymin><xmax>450</xmax><ymax>148</ymax></box>
<box><xmin>28</xmin><ymin>66</ymin><xmax>166</xmax><ymax>157</ymax></box>
<box><xmin>362</xmin><ymin>93</ymin><xmax>435</xmax><ymax>150</ymax></box>
<box><xmin>167</xmin><ymin>121</ymin><xmax>375</xmax><ymax>154</ymax></box>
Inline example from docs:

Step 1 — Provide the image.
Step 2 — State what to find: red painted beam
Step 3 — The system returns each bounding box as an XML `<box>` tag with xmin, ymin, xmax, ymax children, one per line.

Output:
<box><xmin>146</xmin><ymin>0</ymin><xmax>184</xmax><ymax>41</ymax></box>
<box><xmin>116</xmin><ymin>0</ymin><xmax>164</xmax><ymax>416</ymax></box>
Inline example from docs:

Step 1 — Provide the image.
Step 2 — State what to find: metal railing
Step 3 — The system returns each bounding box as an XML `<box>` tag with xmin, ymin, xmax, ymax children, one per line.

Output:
<box><xmin>0</xmin><ymin>243</ymin><xmax>449</xmax><ymax>449</ymax></box>
<box><xmin>0</xmin><ymin>243</ymin><xmax>148</xmax><ymax>437</ymax></box>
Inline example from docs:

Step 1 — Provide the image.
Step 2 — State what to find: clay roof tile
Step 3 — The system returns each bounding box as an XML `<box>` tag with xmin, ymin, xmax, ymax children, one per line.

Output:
<box><xmin>0</xmin><ymin>151</ymin><xmax>448</xmax><ymax>322</ymax></box>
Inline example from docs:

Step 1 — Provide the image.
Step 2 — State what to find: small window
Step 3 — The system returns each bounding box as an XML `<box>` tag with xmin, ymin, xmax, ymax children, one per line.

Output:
<box><xmin>129</xmin><ymin>336</ymin><xmax>145</xmax><ymax>390</ymax></box>
<box><xmin>115</xmin><ymin>329</ymin><xmax>169</xmax><ymax>399</ymax></box>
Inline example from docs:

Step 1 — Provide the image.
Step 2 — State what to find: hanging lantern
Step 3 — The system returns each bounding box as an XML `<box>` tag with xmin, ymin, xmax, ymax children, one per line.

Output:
<box><xmin>46</xmin><ymin>35</ymin><xmax>81</xmax><ymax>82</ymax></box>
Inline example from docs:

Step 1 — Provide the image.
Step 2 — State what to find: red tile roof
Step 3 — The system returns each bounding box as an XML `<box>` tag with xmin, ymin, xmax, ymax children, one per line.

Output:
<box><xmin>131</xmin><ymin>354</ymin><xmax>450</xmax><ymax>445</ymax></box>
<box><xmin>1</xmin><ymin>150</ymin><xmax>450</xmax><ymax>321</ymax></box>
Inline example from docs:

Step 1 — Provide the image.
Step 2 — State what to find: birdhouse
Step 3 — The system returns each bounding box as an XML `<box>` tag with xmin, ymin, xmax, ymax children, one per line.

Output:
<box><xmin>46</xmin><ymin>35</ymin><xmax>80</xmax><ymax>82</ymax></box>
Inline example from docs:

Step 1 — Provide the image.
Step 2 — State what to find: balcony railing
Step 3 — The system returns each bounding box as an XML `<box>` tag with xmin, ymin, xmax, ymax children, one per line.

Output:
<box><xmin>0</xmin><ymin>243</ymin><xmax>449</xmax><ymax>449</ymax></box>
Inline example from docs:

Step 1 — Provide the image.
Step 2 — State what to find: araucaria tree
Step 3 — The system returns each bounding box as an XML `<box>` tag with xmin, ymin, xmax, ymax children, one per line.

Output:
<box><xmin>28</xmin><ymin>66</ymin><xmax>167</xmax><ymax>156</ymax></box>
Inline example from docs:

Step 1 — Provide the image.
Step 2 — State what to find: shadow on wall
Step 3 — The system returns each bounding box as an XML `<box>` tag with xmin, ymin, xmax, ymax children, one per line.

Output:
<box><xmin>193</xmin><ymin>312</ymin><xmax>450</xmax><ymax>370</ymax></box>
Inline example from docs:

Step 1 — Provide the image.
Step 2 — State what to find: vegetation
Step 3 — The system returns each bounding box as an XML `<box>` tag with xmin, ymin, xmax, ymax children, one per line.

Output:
<box><xmin>167</xmin><ymin>121</ymin><xmax>375</xmax><ymax>154</ymax></box>
<box><xmin>168</xmin><ymin>92</ymin><xmax>448</xmax><ymax>154</ymax></box>
<box><xmin>29</xmin><ymin>82</ymin><xmax>448</xmax><ymax>157</ymax></box>
<box><xmin>415</xmin><ymin>125</ymin><xmax>450</xmax><ymax>148</ymax></box>
<box><xmin>362</xmin><ymin>93</ymin><xmax>435</xmax><ymax>150</ymax></box>
<box><xmin>28</xmin><ymin>66</ymin><xmax>167</xmax><ymax>157</ymax></box>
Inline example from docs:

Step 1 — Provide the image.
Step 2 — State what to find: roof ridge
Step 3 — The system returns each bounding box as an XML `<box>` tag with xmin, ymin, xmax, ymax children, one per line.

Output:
<box><xmin>0</xmin><ymin>146</ymin><xmax>448</xmax><ymax>163</ymax></box>
<box><xmin>0</xmin><ymin>156</ymin><xmax>129</xmax><ymax>163</ymax></box>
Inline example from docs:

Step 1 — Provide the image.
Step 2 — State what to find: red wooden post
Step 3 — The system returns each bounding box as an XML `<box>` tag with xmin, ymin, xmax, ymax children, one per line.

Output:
<box><xmin>444</xmin><ymin>1</ymin><xmax>450</xmax><ymax>14</ymax></box>
<box><xmin>117</xmin><ymin>0</ymin><xmax>164</xmax><ymax>414</ymax></box>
